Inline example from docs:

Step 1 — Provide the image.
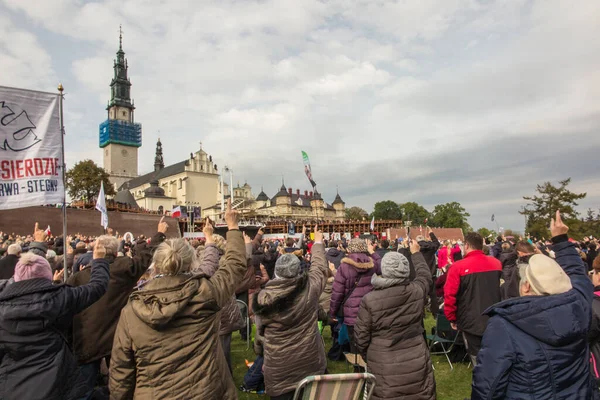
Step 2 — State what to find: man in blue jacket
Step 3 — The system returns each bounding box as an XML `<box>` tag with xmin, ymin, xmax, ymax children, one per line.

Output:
<box><xmin>472</xmin><ymin>211</ymin><xmax>600</xmax><ymax>399</ymax></box>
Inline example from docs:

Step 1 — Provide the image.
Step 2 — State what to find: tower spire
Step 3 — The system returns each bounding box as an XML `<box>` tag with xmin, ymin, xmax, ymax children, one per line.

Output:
<box><xmin>108</xmin><ymin>25</ymin><xmax>133</xmax><ymax>110</ymax></box>
<box><xmin>154</xmin><ymin>138</ymin><xmax>164</xmax><ymax>171</ymax></box>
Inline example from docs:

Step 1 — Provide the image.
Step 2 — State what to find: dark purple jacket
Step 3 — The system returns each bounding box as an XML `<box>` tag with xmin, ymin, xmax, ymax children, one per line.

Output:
<box><xmin>329</xmin><ymin>252</ymin><xmax>381</xmax><ymax>326</ymax></box>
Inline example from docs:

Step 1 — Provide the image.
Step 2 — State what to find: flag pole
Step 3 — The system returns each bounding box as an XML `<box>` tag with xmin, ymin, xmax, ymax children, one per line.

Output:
<box><xmin>58</xmin><ymin>83</ymin><xmax>68</xmax><ymax>282</ymax></box>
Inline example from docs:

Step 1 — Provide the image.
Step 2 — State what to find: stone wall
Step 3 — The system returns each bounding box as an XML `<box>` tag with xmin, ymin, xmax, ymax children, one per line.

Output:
<box><xmin>0</xmin><ymin>207</ymin><xmax>180</xmax><ymax>237</ymax></box>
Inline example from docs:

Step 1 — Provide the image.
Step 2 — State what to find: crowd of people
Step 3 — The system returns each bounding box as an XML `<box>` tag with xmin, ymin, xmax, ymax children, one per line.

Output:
<box><xmin>0</xmin><ymin>207</ymin><xmax>600</xmax><ymax>399</ymax></box>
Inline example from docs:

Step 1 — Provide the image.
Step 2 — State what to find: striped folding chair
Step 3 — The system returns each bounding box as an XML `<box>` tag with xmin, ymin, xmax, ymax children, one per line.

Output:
<box><xmin>292</xmin><ymin>373</ymin><xmax>376</xmax><ymax>400</ymax></box>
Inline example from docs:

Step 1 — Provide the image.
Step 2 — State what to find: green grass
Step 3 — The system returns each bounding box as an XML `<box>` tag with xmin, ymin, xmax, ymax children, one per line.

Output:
<box><xmin>231</xmin><ymin>314</ymin><xmax>472</xmax><ymax>400</ymax></box>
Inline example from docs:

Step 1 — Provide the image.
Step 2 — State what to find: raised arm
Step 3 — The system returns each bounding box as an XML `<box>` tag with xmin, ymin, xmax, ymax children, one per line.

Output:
<box><xmin>208</xmin><ymin>200</ymin><xmax>247</xmax><ymax>308</ymax></box>
<box><xmin>550</xmin><ymin>211</ymin><xmax>593</xmax><ymax>311</ymax></box>
<box><xmin>62</xmin><ymin>244</ymin><xmax>110</xmax><ymax>317</ymax></box>
<box><xmin>193</xmin><ymin>220</ymin><xmax>220</xmax><ymax>276</ymax></box>
<box><xmin>410</xmin><ymin>241</ymin><xmax>432</xmax><ymax>296</ymax></box>
<box><xmin>308</xmin><ymin>226</ymin><xmax>328</xmax><ymax>302</ymax></box>
<box><xmin>109</xmin><ymin>309</ymin><xmax>136</xmax><ymax>399</ymax></box>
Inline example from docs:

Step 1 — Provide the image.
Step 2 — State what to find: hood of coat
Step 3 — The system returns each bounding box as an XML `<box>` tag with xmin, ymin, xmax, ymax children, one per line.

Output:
<box><xmin>486</xmin><ymin>290</ymin><xmax>587</xmax><ymax>346</ymax></box>
<box><xmin>418</xmin><ymin>240</ymin><xmax>437</xmax><ymax>251</ymax></box>
<box><xmin>253</xmin><ymin>274</ymin><xmax>308</xmax><ymax>319</ymax></box>
<box><xmin>341</xmin><ymin>253</ymin><xmax>374</xmax><ymax>272</ymax></box>
<box><xmin>0</xmin><ymin>278</ymin><xmax>63</xmax><ymax>335</ymax></box>
<box><xmin>130</xmin><ymin>274</ymin><xmax>212</xmax><ymax>329</ymax></box>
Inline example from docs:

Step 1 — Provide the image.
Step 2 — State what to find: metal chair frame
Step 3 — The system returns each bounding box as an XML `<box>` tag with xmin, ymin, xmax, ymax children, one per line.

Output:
<box><xmin>292</xmin><ymin>373</ymin><xmax>377</xmax><ymax>400</ymax></box>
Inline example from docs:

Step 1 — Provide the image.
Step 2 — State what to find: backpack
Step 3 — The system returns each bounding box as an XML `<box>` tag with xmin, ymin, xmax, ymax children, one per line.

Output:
<box><xmin>590</xmin><ymin>293</ymin><xmax>600</xmax><ymax>382</ymax></box>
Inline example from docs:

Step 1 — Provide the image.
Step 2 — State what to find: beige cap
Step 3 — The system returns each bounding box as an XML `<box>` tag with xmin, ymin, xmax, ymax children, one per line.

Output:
<box><xmin>525</xmin><ymin>254</ymin><xmax>572</xmax><ymax>295</ymax></box>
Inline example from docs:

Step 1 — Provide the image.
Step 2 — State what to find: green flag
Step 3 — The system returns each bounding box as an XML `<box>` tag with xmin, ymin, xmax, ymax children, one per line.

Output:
<box><xmin>301</xmin><ymin>150</ymin><xmax>317</xmax><ymax>188</ymax></box>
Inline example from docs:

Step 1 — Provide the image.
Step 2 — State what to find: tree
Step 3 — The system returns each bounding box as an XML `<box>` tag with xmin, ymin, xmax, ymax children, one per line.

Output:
<box><xmin>502</xmin><ymin>229</ymin><xmax>522</xmax><ymax>238</ymax></box>
<box><xmin>66</xmin><ymin>160</ymin><xmax>115</xmax><ymax>202</ymax></box>
<box><xmin>477</xmin><ymin>227</ymin><xmax>498</xmax><ymax>240</ymax></box>
<box><xmin>345</xmin><ymin>206</ymin><xmax>368</xmax><ymax>220</ymax></box>
<box><xmin>521</xmin><ymin>178</ymin><xmax>586</xmax><ymax>239</ymax></box>
<box><xmin>371</xmin><ymin>200</ymin><xmax>402</xmax><ymax>220</ymax></box>
<box><xmin>429</xmin><ymin>202</ymin><xmax>471</xmax><ymax>232</ymax></box>
<box><xmin>398</xmin><ymin>202</ymin><xmax>430</xmax><ymax>225</ymax></box>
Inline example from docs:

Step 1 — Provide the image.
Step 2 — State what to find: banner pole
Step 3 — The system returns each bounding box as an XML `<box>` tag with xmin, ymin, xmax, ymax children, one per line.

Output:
<box><xmin>58</xmin><ymin>83</ymin><xmax>68</xmax><ymax>282</ymax></box>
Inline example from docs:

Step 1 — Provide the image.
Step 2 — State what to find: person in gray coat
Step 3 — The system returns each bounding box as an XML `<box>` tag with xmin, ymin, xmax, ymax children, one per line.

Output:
<box><xmin>355</xmin><ymin>240</ymin><xmax>436</xmax><ymax>400</ymax></box>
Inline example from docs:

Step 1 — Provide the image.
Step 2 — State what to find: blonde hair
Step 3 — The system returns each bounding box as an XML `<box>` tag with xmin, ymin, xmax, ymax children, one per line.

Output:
<box><xmin>153</xmin><ymin>239</ymin><xmax>196</xmax><ymax>275</ymax></box>
<box><xmin>96</xmin><ymin>235</ymin><xmax>120</xmax><ymax>256</ymax></box>
<box><xmin>212</xmin><ymin>234</ymin><xmax>226</xmax><ymax>255</ymax></box>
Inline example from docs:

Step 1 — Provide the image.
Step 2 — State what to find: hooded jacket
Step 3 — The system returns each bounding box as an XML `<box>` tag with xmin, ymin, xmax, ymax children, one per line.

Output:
<box><xmin>471</xmin><ymin>237</ymin><xmax>599</xmax><ymax>400</ymax></box>
<box><xmin>354</xmin><ymin>252</ymin><xmax>435</xmax><ymax>400</ymax></box>
<box><xmin>326</xmin><ymin>247</ymin><xmax>346</xmax><ymax>269</ymax></box>
<box><xmin>253</xmin><ymin>243</ymin><xmax>328</xmax><ymax>397</ymax></box>
<box><xmin>109</xmin><ymin>230</ymin><xmax>247</xmax><ymax>400</ymax></box>
<box><xmin>66</xmin><ymin>233</ymin><xmax>160</xmax><ymax>365</ymax></box>
<box><xmin>329</xmin><ymin>252</ymin><xmax>381</xmax><ymax>326</ymax></box>
<box><xmin>0</xmin><ymin>258</ymin><xmax>109</xmax><ymax>400</ymax></box>
<box><xmin>0</xmin><ymin>254</ymin><xmax>18</xmax><ymax>280</ymax></box>
<box><xmin>418</xmin><ymin>232</ymin><xmax>440</xmax><ymax>276</ymax></box>
<box><xmin>195</xmin><ymin>243</ymin><xmax>245</xmax><ymax>336</ymax></box>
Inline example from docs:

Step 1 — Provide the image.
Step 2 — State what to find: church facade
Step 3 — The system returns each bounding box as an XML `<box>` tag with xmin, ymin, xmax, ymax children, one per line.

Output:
<box><xmin>100</xmin><ymin>30</ymin><xmax>346</xmax><ymax>221</ymax></box>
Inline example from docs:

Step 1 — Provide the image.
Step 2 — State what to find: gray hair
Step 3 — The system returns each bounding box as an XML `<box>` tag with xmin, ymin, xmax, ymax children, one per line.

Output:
<box><xmin>7</xmin><ymin>244</ymin><xmax>21</xmax><ymax>256</ymax></box>
<box><xmin>95</xmin><ymin>235</ymin><xmax>120</xmax><ymax>256</ymax></box>
<box><xmin>153</xmin><ymin>239</ymin><xmax>196</xmax><ymax>275</ymax></box>
<box><xmin>517</xmin><ymin>263</ymin><xmax>535</xmax><ymax>295</ymax></box>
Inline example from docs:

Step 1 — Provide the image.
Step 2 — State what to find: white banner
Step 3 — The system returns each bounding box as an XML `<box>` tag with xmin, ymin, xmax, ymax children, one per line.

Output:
<box><xmin>0</xmin><ymin>86</ymin><xmax>62</xmax><ymax>210</ymax></box>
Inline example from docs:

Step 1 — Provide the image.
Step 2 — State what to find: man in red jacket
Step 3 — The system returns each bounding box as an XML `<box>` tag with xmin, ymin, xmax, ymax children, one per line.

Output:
<box><xmin>444</xmin><ymin>232</ymin><xmax>501</xmax><ymax>365</ymax></box>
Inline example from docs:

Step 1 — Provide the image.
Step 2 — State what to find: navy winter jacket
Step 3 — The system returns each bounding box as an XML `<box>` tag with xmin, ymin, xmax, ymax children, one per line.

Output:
<box><xmin>472</xmin><ymin>236</ymin><xmax>600</xmax><ymax>400</ymax></box>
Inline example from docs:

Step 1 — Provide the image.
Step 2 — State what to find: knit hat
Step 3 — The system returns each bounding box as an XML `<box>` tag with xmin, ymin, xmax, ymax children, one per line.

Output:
<box><xmin>381</xmin><ymin>252</ymin><xmax>410</xmax><ymax>281</ymax></box>
<box><xmin>46</xmin><ymin>249</ymin><xmax>56</xmax><ymax>259</ymax></box>
<box><xmin>14</xmin><ymin>253</ymin><xmax>53</xmax><ymax>282</ymax></box>
<box><xmin>275</xmin><ymin>254</ymin><xmax>301</xmax><ymax>279</ymax></box>
<box><xmin>523</xmin><ymin>254</ymin><xmax>572</xmax><ymax>295</ymax></box>
<box><xmin>347</xmin><ymin>238</ymin><xmax>368</xmax><ymax>254</ymax></box>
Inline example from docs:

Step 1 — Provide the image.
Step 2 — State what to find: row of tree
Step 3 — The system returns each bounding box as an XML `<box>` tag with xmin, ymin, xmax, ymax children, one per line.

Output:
<box><xmin>345</xmin><ymin>200</ymin><xmax>472</xmax><ymax>233</ymax></box>
<box><xmin>347</xmin><ymin>179</ymin><xmax>596</xmax><ymax>241</ymax></box>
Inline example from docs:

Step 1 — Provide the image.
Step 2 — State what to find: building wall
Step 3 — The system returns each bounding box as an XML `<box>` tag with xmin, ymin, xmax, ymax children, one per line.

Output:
<box><xmin>128</xmin><ymin>171</ymin><xmax>220</xmax><ymax>211</ymax></box>
<box><xmin>103</xmin><ymin>143</ymin><xmax>138</xmax><ymax>190</ymax></box>
<box><xmin>138</xmin><ymin>196</ymin><xmax>175</xmax><ymax>213</ymax></box>
<box><xmin>0</xmin><ymin>207</ymin><xmax>180</xmax><ymax>237</ymax></box>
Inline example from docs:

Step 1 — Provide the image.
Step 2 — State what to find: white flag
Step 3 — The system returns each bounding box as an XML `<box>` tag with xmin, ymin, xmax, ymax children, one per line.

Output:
<box><xmin>0</xmin><ymin>86</ymin><xmax>63</xmax><ymax>210</ymax></box>
<box><xmin>370</xmin><ymin>216</ymin><xmax>375</xmax><ymax>231</ymax></box>
<box><xmin>96</xmin><ymin>181</ymin><xmax>108</xmax><ymax>229</ymax></box>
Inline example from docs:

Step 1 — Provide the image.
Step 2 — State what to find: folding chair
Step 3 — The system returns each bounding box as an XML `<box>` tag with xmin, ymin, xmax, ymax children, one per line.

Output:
<box><xmin>426</xmin><ymin>314</ymin><xmax>459</xmax><ymax>370</ymax></box>
<box><xmin>236</xmin><ymin>299</ymin><xmax>251</xmax><ymax>350</ymax></box>
<box><xmin>292</xmin><ymin>373</ymin><xmax>376</xmax><ymax>400</ymax></box>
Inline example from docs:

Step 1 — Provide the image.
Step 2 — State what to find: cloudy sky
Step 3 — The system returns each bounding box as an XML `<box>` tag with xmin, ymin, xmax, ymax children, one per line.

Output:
<box><xmin>2</xmin><ymin>0</ymin><xmax>599</xmax><ymax>231</ymax></box>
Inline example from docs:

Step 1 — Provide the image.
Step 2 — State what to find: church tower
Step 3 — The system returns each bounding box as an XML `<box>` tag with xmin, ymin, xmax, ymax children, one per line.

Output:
<box><xmin>99</xmin><ymin>27</ymin><xmax>142</xmax><ymax>190</ymax></box>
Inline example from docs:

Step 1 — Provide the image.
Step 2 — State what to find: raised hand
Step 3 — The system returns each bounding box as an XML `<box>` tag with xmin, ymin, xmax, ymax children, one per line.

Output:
<box><xmin>158</xmin><ymin>216</ymin><xmax>169</xmax><ymax>234</ymax></box>
<box><xmin>313</xmin><ymin>225</ymin><xmax>323</xmax><ymax>243</ymax></box>
<box><xmin>410</xmin><ymin>239</ymin><xmax>421</xmax><ymax>254</ymax></box>
<box><xmin>33</xmin><ymin>222</ymin><xmax>46</xmax><ymax>242</ymax></box>
<box><xmin>224</xmin><ymin>198</ymin><xmax>239</xmax><ymax>230</ymax></box>
<box><xmin>93</xmin><ymin>243</ymin><xmax>106</xmax><ymax>260</ymax></box>
<box><xmin>550</xmin><ymin>210</ymin><xmax>569</xmax><ymax>237</ymax></box>
<box><xmin>203</xmin><ymin>217</ymin><xmax>214</xmax><ymax>238</ymax></box>
<box><xmin>243</xmin><ymin>231</ymin><xmax>252</xmax><ymax>244</ymax></box>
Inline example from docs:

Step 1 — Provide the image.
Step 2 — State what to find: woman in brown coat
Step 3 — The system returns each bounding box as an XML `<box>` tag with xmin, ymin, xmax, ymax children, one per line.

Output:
<box><xmin>354</xmin><ymin>241</ymin><xmax>436</xmax><ymax>400</ymax></box>
<box><xmin>109</xmin><ymin>202</ymin><xmax>247</xmax><ymax>400</ymax></box>
<box><xmin>253</xmin><ymin>227</ymin><xmax>328</xmax><ymax>400</ymax></box>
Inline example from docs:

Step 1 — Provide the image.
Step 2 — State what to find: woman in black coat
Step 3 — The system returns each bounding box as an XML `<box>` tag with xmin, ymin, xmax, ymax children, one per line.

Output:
<box><xmin>0</xmin><ymin>244</ymin><xmax>109</xmax><ymax>400</ymax></box>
